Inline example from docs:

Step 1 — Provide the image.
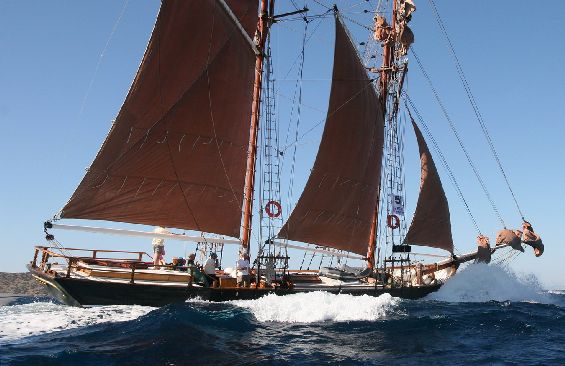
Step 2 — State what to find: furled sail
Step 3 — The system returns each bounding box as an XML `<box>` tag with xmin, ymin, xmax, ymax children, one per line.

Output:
<box><xmin>403</xmin><ymin>119</ymin><xmax>454</xmax><ymax>253</ymax></box>
<box><xmin>278</xmin><ymin>16</ymin><xmax>385</xmax><ymax>256</ymax></box>
<box><xmin>61</xmin><ymin>0</ymin><xmax>259</xmax><ymax>238</ymax></box>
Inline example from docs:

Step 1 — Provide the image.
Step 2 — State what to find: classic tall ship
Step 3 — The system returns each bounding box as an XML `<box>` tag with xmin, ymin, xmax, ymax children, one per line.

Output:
<box><xmin>29</xmin><ymin>0</ymin><xmax>542</xmax><ymax>307</ymax></box>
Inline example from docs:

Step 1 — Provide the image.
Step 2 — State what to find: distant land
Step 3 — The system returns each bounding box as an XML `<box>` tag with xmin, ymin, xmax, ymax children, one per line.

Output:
<box><xmin>0</xmin><ymin>272</ymin><xmax>48</xmax><ymax>296</ymax></box>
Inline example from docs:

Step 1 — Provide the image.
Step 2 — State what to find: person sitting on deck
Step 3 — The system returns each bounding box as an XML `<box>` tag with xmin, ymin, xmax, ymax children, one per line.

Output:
<box><xmin>203</xmin><ymin>252</ymin><xmax>219</xmax><ymax>287</ymax></box>
<box><xmin>152</xmin><ymin>226</ymin><xmax>170</xmax><ymax>267</ymax></box>
<box><xmin>495</xmin><ymin>229</ymin><xmax>524</xmax><ymax>252</ymax></box>
<box><xmin>171</xmin><ymin>257</ymin><xmax>186</xmax><ymax>271</ymax></box>
<box><xmin>236</xmin><ymin>252</ymin><xmax>251</xmax><ymax>287</ymax></box>
<box><xmin>521</xmin><ymin>221</ymin><xmax>544</xmax><ymax>257</ymax></box>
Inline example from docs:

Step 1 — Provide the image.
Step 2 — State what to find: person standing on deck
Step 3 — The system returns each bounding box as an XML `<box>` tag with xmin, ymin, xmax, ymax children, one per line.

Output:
<box><xmin>236</xmin><ymin>252</ymin><xmax>251</xmax><ymax>287</ymax></box>
<box><xmin>204</xmin><ymin>252</ymin><xmax>219</xmax><ymax>287</ymax></box>
<box><xmin>152</xmin><ymin>226</ymin><xmax>170</xmax><ymax>267</ymax></box>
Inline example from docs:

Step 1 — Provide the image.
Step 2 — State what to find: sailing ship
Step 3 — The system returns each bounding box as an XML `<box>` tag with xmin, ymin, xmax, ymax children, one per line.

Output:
<box><xmin>29</xmin><ymin>0</ymin><xmax>541</xmax><ymax>307</ymax></box>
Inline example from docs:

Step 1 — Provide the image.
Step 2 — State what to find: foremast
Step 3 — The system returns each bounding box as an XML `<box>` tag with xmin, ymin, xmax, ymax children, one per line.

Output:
<box><xmin>367</xmin><ymin>0</ymin><xmax>398</xmax><ymax>270</ymax></box>
<box><xmin>368</xmin><ymin>0</ymin><xmax>415</xmax><ymax>273</ymax></box>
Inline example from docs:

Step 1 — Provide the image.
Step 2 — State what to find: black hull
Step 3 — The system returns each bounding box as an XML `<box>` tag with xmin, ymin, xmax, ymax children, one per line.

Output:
<box><xmin>29</xmin><ymin>267</ymin><xmax>442</xmax><ymax>307</ymax></box>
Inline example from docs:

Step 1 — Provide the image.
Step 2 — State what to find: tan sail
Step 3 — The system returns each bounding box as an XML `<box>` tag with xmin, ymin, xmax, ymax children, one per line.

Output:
<box><xmin>278</xmin><ymin>16</ymin><xmax>385</xmax><ymax>256</ymax></box>
<box><xmin>403</xmin><ymin>119</ymin><xmax>454</xmax><ymax>253</ymax></box>
<box><xmin>61</xmin><ymin>0</ymin><xmax>259</xmax><ymax>238</ymax></box>
<box><xmin>225</xmin><ymin>0</ymin><xmax>260</xmax><ymax>37</ymax></box>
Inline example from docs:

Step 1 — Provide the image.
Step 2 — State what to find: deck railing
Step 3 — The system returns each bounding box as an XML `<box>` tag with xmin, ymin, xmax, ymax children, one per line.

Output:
<box><xmin>31</xmin><ymin>246</ymin><xmax>195</xmax><ymax>285</ymax></box>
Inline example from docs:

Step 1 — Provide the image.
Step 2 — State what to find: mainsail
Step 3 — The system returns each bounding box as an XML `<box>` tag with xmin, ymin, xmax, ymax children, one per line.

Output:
<box><xmin>403</xmin><ymin>119</ymin><xmax>454</xmax><ymax>253</ymax></box>
<box><xmin>278</xmin><ymin>16</ymin><xmax>385</xmax><ymax>256</ymax></box>
<box><xmin>61</xmin><ymin>0</ymin><xmax>259</xmax><ymax>238</ymax></box>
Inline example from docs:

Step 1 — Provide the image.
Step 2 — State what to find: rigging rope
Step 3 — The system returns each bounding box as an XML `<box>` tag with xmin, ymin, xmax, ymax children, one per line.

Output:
<box><xmin>281</xmin><ymin>78</ymin><xmax>377</xmax><ymax>153</ymax></box>
<box><xmin>410</xmin><ymin>49</ymin><xmax>506</xmax><ymax>229</ymax></box>
<box><xmin>79</xmin><ymin>0</ymin><xmax>130</xmax><ymax>118</ymax></box>
<box><xmin>284</xmin><ymin>19</ymin><xmax>309</xmax><ymax>220</ymax></box>
<box><xmin>404</xmin><ymin>95</ymin><xmax>482</xmax><ymax>235</ymax></box>
<box><xmin>427</xmin><ymin>0</ymin><xmax>526</xmax><ymax>221</ymax></box>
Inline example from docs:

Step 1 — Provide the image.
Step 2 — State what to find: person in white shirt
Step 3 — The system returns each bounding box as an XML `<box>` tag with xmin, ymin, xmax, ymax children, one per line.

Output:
<box><xmin>152</xmin><ymin>226</ymin><xmax>170</xmax><ymax>266</ymax></box>
<box><xmin>203</xmin><ymin>252</ymin><xmax>218</xmax><ymax>287</ymax></box>
<box><xmin>236</xmin><ymin>253</ymin><xmax>251</xmax><ymax>287</ymax></box>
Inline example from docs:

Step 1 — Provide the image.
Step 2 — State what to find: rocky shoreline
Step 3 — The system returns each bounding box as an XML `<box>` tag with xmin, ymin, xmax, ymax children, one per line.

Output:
<box><xmin>0</xmin><ymin>272</ymin><xmax>48</xmax><ymax>297</ymax></box>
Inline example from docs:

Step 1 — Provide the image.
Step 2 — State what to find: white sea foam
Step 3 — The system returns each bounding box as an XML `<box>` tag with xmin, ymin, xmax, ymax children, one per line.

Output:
<box><xmin>0</xmin><ymin>301</ymin><xmax>153</xmax><ymax>344</ymax></box>
<box><xmin>428</xmin><ymin>263</ymin><xmax>550</xmax><ymax>303</ymax></box>
<box><xmin>231</xmin><ymin>292</ymin><xmax>400</xmax><ymax>323</ymax></box>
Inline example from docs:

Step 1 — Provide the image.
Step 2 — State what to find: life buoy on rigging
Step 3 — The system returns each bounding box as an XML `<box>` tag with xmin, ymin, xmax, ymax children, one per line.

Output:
<box><xmin>387</xmin><ymin>214</ymin><xmax>400</xmax><ymax>229</ymax></box>
<box><xmin>265</xmin><ymin>200</ymin><xmax>282</xmax><ymax>218</ymax></box>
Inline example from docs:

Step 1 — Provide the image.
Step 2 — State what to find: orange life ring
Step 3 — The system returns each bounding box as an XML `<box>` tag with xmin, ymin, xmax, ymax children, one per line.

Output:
<box><xmin>265</xmin><ymin>200</ymin><xmax>282</xmax><ymax>218</ymax></box>
<box><xmin>387</xmin><ymin>214</ymin><xmax>400</xmax><ymax>229</ymax></box>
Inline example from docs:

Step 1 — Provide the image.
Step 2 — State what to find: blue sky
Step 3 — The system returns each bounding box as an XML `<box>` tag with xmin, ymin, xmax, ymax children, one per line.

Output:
<box><xmin>0</xmin><ymin>1</ymin><xmax>563</xmax><ymax>289</ymax></box>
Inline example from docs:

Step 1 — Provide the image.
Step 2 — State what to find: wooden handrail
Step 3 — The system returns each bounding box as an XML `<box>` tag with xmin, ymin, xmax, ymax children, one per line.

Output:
<box><xmin>33</xmin><ymin>245</ymin><xmax>152</xmax><ymax>261</ymax></box>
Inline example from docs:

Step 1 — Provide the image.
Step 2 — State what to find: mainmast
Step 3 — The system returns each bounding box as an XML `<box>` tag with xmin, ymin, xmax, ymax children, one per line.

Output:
<box><xmin>367</xmin><ymin>0</ymin><xmax>397</xmax><ymax>269</ymax></box>
<box><xmin>241</xmin><ymin>0</ymin><xmax>273</xmax><ymax>251</ymax></box>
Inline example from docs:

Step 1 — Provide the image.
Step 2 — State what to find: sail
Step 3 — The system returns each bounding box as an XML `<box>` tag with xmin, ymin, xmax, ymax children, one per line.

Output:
<box><xmin>403</xmin><ymin>119</ymin><xmax>454</xmax><ymax>253</ymax></box>
<box><xmin>61</xmin><ymin>0</ymin><xmax>259</xmax><ymax>238</ymax></box>
<box><xmin>225</xmin><ymin>0</ymin><xmax>259</xmax><ymax>37</ymax></box>
<box><xmin>278</xmin><ymin>16</ymin><xmax>385</xmax><ymax>255</ymax></box>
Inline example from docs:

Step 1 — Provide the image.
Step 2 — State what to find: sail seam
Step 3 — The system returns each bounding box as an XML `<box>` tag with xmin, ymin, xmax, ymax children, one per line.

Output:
<box><xmin>206</xmin><ymin>1</ymin><xmax>242</xmax><ymax>215</ymax></box>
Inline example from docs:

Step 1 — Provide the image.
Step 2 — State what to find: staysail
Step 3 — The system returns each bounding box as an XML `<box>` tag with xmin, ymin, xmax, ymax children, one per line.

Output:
<box><xmin>278</xmin><ymin>16</ymin><xmax>385</xmax><ymax>256</ymax></box>
<box><xmin>61</xmin><ymin>0</ymin><xmax>258</xmax><ymax>238</ymax></box>
<box><xmin>403</xmin><ymin>119</ymin><xmax>454</xmax><ymax>253</ymax></box>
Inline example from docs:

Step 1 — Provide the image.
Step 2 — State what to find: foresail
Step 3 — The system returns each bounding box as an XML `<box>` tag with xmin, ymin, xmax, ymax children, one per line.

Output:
<box><xmin>278</xmin><ymin>16</ymin><xmax>384</xmax><ymax>256</ymax></box>
<box><xmin>61</xmin><ymin>0</ymin><xmax>259</xmax><ymax>238</ymax></box>
<box><xmin>403</xmin><ymin>119</ymin><xmax>454</xmax><ymax>253</ymax></box>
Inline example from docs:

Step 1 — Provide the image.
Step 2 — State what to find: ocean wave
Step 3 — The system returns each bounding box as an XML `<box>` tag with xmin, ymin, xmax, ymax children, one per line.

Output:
<box><xmin>427</xmin><ymin>263</ymin><xmax>553</xmax><ymax>303</ymax></box>
<box><xmin>230</xmin><ymin>292</ymin><xmax>401</xmax><ymax>323</ymax></box>
<box><xmin>0</xmin><ymin>301</ymin><xmax>153</xmax><ymax>344</ymax></box>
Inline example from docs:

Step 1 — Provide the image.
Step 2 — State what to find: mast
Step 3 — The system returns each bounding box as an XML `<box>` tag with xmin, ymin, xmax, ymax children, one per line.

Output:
<box><xmin>367</xmin><ymin>0</ymin><xmax>397</xmax><ymax>269</ymax></box>
<box><xmin>241</xmin><ymin>0</ymin><xmax>272</xmax><ymax>251</ymax></box>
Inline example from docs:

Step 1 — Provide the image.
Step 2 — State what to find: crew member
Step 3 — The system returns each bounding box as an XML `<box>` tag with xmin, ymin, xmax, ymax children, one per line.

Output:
<box><xmin>152</xmin><ymin>226</ymin><xmax>170</xmax><ymax>267</ymax></box>
<box><xmin>204</xmin><ymin>252</ymin><xmax>219</xmax><ymax>287</ymax></box>
<box><xmin>187</xmin><ymin>253</ymin><xmax>196</xmax><ymax>266</ymax></box>
<box><xmin>476</xmin><ymin>235</ymin><xmax>491</xmax><ymax>263</ymax></box>
<box><xmin>236</xmin><ymin>252</ymin><xmax>251</xmax><ymax>287</ymax></box>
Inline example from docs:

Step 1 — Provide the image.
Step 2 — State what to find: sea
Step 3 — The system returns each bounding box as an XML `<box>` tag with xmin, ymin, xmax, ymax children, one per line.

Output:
<box><xmin>0</xmin><ymin>264</ymin><xmax>563</xmax><ymax>366</ymax></box>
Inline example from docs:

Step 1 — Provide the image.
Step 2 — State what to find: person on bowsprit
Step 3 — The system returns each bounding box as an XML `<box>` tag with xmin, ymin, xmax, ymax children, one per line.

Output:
<box><xmin>521</xmin><ymin>221</ymin><xmax>544</xmax><ymax>257</ymax></box>
<box><xmin>152</xmin><ymin>226</ymin><xmax>170</xmax><ymax>267</ymax></box>
<box><xmin>236</xmin><ymin>252</ymin><xmax>251</xmax><ymax>287</ymax></box>
<box><xmin>203</xmin><ymin>252</ymin><xmax>219</xmax><ymax>287</ymax></box>
<box><xmin>475</xmin><ymin>235</ymin><xmax>492</xmax><ymax>263</ymax></box>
